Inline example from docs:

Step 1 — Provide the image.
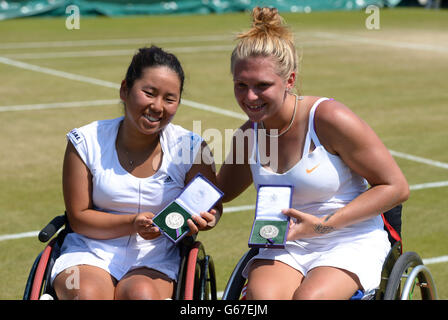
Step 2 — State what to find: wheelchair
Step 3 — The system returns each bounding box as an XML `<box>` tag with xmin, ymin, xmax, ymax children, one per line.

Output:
<box><xmin>23</xmin><ymin>213</ymin><xmax>217</xmax><ymax>300</ymax></box>
<box><xmin>222</xmin><ymin>205</ymin><xmax>438</xmax><ymax>300</ymax></box>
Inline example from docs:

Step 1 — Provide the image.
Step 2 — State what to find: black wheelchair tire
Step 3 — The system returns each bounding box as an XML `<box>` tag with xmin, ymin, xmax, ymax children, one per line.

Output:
<box><xmin>175</xmin><ymin>241</ymin><xmax>217</xmax><ymax>300</ymax></box>
<box><xmin>384</xmin><ymin>251</ymin><xmax>427</xmax><ymax>300</ymax></box>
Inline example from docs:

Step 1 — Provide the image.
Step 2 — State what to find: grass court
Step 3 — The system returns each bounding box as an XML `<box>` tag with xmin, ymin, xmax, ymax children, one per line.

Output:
<box><xmin>0</xmin><ymin>8</ymin><xmax>447</xmax><ymax>299</ymax></box>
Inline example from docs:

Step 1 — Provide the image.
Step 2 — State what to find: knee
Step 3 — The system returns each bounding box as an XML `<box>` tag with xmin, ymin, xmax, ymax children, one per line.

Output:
<box><xmin>294</xmin><ymin>285</ymin><xmax>355</xmax><ymax>300</ymax></box>
<box><xmin>246</xmin><ymin>280</ymin><xmax>290</xmax><ymax>300</ymax></box>
<box><xmin>115</xmin><ymin>281</ymin><xmax>160</xmax><ymax>300</ymax></box>
<box><xmin>54</xmin><ymin>279</ymin><xmax>109</xmax><ymax>300</ymax></box>
<box><xmin>293</xmin><ymin>286</ymin><xmax>326</xmax><ymax>300</ymax></box>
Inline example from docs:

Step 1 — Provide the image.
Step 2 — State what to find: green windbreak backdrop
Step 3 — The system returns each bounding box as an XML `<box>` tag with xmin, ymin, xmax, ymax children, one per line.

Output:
<box><xmin>0</xmin><ymin>0</ymin><xmax>404</xmax><ymax>20</ymax></box>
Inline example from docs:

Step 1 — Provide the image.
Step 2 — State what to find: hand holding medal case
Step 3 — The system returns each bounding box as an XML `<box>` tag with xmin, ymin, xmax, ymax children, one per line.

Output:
<box><xmin>248</xmin><ymin>185</ymin><xmax>293</xmax><ymax>249</ymax></box>
<box><xmin>152</xmin><ymin>173</ymin><xmax>223</xmax><ymax>243</ymax></box>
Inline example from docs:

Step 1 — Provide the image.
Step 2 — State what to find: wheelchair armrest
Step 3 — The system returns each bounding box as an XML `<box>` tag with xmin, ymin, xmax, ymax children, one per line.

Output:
<box><xmin>38</xmin><ymin>215</ymin><xmax>66</xmax><ymax>243</ymax></box>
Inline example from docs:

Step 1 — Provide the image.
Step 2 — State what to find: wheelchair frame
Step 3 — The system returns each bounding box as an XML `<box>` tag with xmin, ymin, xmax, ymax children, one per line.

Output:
<box><xmin>23</xmin><ymin>214</ymin><xmax>217</xmax><ymax>300</ymax></box>
<box><xmin>222</xmin><ymin>205</ymin><xmax>438</xmax><ymax>300</ymax></box>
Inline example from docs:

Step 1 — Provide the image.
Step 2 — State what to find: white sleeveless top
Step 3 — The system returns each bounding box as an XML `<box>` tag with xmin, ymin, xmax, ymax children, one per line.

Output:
<box><xmin>250</xmin><ymin>98</ymin><xmax>385</xmax><ymax>246</ymax></box>
<box><xmin>67</xmin><ymin>116</ymin><xmax>203</xmax><ymax>216</ymax></box>
<box><xmin>52</xmin><ymin>117</ymin><xmax>203</xmax><ymax>282</ymax></box>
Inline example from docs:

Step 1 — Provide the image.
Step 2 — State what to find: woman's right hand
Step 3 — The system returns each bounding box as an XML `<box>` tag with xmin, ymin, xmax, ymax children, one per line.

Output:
<box><xmin>133</xmin><ymin>212</ymin><xmax>161</xmax><ymax>240</ymax></box>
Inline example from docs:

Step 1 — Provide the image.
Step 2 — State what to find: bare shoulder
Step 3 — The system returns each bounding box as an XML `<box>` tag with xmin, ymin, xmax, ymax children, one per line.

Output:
<box><xmin>315</xmin><ymin>98</ymin><xmax>358</xmax><ymax>123</ymax></box>
<box><xmin>314</xmin><ymin>98</ymin><xmax>367</xmax><ymax>132</ymax></box>
<box><xmin>310</xmin><ymin>98</ymin><xmax>371</xmax><ymax>154</ymax></box>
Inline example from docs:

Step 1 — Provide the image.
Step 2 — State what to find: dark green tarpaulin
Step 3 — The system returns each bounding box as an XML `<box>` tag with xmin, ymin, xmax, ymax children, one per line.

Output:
<box><xmin>0</xmin><ymin>0</ymin><xmax>403</xmax><ymax>20</ymax></box>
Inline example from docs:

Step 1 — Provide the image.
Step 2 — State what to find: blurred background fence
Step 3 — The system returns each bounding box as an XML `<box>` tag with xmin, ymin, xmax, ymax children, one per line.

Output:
<box><xmin>2</xmin><ymin>0</ymin><xmax>442</xmax><ymax>20</ymax></box>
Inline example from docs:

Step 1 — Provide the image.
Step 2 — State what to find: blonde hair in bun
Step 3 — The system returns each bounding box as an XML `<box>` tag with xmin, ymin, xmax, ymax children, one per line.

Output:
<box><xmin>231</xmin><ymin>7</ymin><xmax>299</xmax><ymax>84</ymax></box>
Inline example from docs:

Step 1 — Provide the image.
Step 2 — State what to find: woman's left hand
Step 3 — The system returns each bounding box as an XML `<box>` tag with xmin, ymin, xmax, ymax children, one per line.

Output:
<box><xmin>282</xmin><ymin>208</ymin><xmax>335</xmax><ymax>241</ymax></box>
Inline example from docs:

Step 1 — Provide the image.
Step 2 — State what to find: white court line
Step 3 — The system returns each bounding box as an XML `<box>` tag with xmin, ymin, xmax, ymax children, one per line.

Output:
<box><xmin>389</xmin><ymin>150</ymin><xmax>448</xmax><ymax>170</ymax></box>
<box><xmin>0</xmin><ymin>34</ymin><xmax>327</xmax><ymax>51</ymax></box>
<box><xmin>2</xmin><ymin>55</ymin><xmax>448</xmax><ymax>168</ymax></box>
<box><xmin>2</xmin><ymin>31</ymin><xmax>446</xmax><ymax>54</ymax></box>
<box><xmin>423</xmin><ymin>255</ymin><xmax>448</xmax><ymax>265</ymax></box>
<box><xmin>1</xmin><ymin>45</ymin><xmax>234</xmax><ymax>60</ymax></box>
<box><xmin>4</xmin><ymin>34</ymin><xmax>447</xmax><ymax>60</ymax></box>
<box><xmin>0</xmin><ymin>56</ymin><xmax>247</xmax><ymax>120</ymax></box>
<box><xmin>0</xmin><ymin>35</ymin><xmax>234</xmax><ymax>49</ymax></box>
<box><xmin>0</xmin><ymin>40</ymin><xmax>342</xmax><ymax>60</ymax></box>
<box><xmin>312</xmin><ymin>31</ymin><xmax>448</xmax><ymax>54</ymax></box>
<box><xmin>0</xmin><ymin>205</ymin><xmax>255</xmax><ymax>242</ymax></box>
<box><xmin>3</xmin><ymin>99</ymin><xmax>448</xmax><ymax>176</ymax></box>
<box><xmin>180</xmin><ymin>99</ymin><xmax>247</xmax><ymax>120</ymax></box>
<box><xmin>0</xmin><ymin>231</ymin><xmax>39</xmax><ymax>241</ymax></box>
<box><xmin>1</xmin><ymin>202</ymin><xmax>447</xmax><ymax>266</ymax></box>
<box><xmin>1</xmin><ymin>36</ymin><xmax>447</xmax><ymax>272</ymax></box>
<box><xmin>0</xmin><ymin>56</ymin><xmax>120</xmax><ymax>89</ymax></box>
<box><xmin>0</xmin><ymin>99</ymin><xmax>119</xmax><ymax>112</ymax></box>
<box><xmin>410</xmin><ymin>180</ymin><xmax>448</xmax><ymax>191</ymax></box>
<box><xmin>1</xmin><ymin>55</ymin><xmax>448</xmax><ymax>168</ymax></box>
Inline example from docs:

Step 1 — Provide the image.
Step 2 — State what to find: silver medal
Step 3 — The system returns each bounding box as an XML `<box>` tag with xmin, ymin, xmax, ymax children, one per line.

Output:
<box><xmin>259</xmin><ymin>225</ymin><xmax>279</xmax><ymax>239</ymax></box>
<box><xmin>165</xmin><ymin>212</ymin><xmax>185</xmax><ymax>229</ymax></box>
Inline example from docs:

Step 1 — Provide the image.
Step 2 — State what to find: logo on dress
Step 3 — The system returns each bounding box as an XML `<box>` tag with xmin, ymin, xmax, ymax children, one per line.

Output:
<box><xmin>306</xmin><ymin>164</ymin><xmax>320</xmax><ymax>174</ymax></box>
<box><xmin>68</xmin><ymin>129</ymin><xmax>83</xmax><ymax>145</ymax></box>
<box><xmin>164</xmin><ymin>175</ymin><xmax>174</xmax><ymax>183</ymax></box>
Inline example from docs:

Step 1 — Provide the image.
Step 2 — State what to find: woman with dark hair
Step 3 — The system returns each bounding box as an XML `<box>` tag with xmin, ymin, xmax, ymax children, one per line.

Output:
<box><xmin>52</xmin><ymin>46</ymin><xmax>221</xmax><ymax>300</ymax></box>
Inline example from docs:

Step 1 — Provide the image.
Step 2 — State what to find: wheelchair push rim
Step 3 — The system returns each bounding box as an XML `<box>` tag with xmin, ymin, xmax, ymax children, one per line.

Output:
<box><xmin>384</xmin><ymin>251</ymin><xmax>438</xmax><ymax>300</ymax></box>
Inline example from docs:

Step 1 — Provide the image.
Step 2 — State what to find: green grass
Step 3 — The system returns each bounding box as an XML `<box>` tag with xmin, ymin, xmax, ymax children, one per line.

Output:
<box><xmin>0</xmin><ymin>8</ymin><xmax>447</xmax><ymax>300</ymax></box>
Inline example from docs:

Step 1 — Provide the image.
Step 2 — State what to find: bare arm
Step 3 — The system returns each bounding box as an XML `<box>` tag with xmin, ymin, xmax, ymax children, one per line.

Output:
<box><xmin>217</xmin><ymin>121</ymin><xmax>254</xmax><ymax>203</ymax></box>
<box><xmin>284</xmin><ymin>100</ymin><xmax>409</xmax><ymax>239</ymax></box>
<box><xmin>63</xmin><ymin>141</ymin><xmax>137</xmax><ymax>239</ymax></box>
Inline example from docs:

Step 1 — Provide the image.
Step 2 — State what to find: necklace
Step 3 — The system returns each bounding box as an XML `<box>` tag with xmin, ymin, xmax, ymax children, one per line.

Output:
<box><xmin>120</xmin><ymin>148</ymin><xmax>137</xmax><ymax>168</ymax></box>
<box><xmin>260</xmin><ymin>94</ymin><xmax>300</xmax><ymax>138</ymax></box>
<box><xmin>120</xmin><ymin>143</ymin><xmax>160</xmax><ymax>169</ymax></box>
<box><xmin>116</xmin><ymin>126</ymin><xmax>160</xmax><ymax>170</ymax></box>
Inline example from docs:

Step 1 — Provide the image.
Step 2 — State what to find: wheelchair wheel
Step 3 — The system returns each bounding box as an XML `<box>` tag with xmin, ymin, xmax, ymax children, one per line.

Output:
<box><xmin>23</xmin><ymin>216</ymin><xmax>68</xmax><ymax>300</ymax></box>
<box><xmin>23</xmin><ymin>238</ymin><xmax>58</xmax><ymax>300</ymax></box>
<box><xmin>176</xmin><ymin>241</ymin><xmax>217</xmax><ymax>300</ymax></box>
<box><xmin>384</xmin><ymin>251</ymin><xmax>438</xmax><ymax>300</ymax></box>
<box><xmin>222</xmin><ymin>247</ymin><xmax>259</xmax><ymax>300</ymax></box>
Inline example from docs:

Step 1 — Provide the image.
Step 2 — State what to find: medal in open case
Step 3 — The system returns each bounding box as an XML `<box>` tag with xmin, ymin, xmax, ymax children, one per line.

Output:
<box><xmin>248</xmin><ymin>185</ymin><xmax>293</xmax><ymax>248</ymax></box>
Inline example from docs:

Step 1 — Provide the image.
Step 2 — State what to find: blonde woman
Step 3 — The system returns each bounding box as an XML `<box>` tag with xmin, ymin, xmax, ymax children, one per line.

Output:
<box><xmin>217</xmin><ymin>7</ymin><xmax>409</xmax><ymax>300</ymax></box>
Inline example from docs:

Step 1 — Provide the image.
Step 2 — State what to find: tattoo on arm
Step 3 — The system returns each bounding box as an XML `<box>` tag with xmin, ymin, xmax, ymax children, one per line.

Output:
<box><xmin>324</xmin><ymin>212</ymin><xmax>335</xmax><ymax>222</ymax></box>
<box><xmin>314</xmin><ymin>224</ymin><xmax>335</xmax><ymax>234</ymax></box>
<box><xmin>314</xmin><ymin>212</ymin><xmax>337</xmax><ymax>234</ymax></box>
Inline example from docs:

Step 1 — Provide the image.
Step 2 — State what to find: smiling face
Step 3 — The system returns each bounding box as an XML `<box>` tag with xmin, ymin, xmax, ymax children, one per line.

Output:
<box><xmin>120</xmin><ymin>66</ymin><xmax>181</xmax><ymax>136</ymax></box>
<box><xmin>232</xmin><ymin>56</ymin><xmax>295</xmax><ymax>123</ymax></box>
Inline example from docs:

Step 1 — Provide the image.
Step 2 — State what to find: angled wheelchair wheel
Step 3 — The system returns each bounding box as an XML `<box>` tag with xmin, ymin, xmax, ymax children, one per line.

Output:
<box><xmin>222</xmin><ymin>247</ymin><xmax>259</xmax><ymax>300</ymax></box>
<box><xmin>374</xmin><ymin>241</ymin><xmax>402</xmax><ymax>300</ymax></box>
<box><xmin>384</xmin><ymin>251</ymin><xmax>438</xmax><ymax>300</ymax></box>
<box><xmin>23</xmin><ymin>251</ymin><xmax>43</xmax><ymax>300</ymax></box>
<box><xmin>23</xmin><ymin>238</ymin><xmax>58</xmax><ymax>300</ymax></box>
<box><xmin>175</xmin><ymin>241</ymin><xmax>217</xmax><ymax>300</ymax></box>
<box><xmin>23</xmin><ymin>215</ymin><xmax>67</xmax><ymax>300</ymax></box>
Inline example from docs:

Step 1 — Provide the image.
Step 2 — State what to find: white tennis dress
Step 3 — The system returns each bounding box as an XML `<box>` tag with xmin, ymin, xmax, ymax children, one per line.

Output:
<box><xmin>51</xmin><ymin>116</ymin><xmax>203</xmax><ymax>283</ymax></box>
<box><xmin>245</xmin><ymin>98</ymin><xmax>391</xmax><ymax>292</ymax></box>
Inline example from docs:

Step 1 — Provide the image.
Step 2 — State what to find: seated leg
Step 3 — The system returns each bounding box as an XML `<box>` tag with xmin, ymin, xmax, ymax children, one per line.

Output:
<box><xmin>293</xmin><ymin>266</ymin><xmax>361</xmax><ymax>300</ymax></box>
<box><xmin>53</xmin><ymin>265</ymin><xmax>116</xmax><ymax>300</ymax></box>
<box><xmin>114</xmin><ymin>267</ymin><xmax>174</xmax><ymax>300</ymax></box>
<box><xmin>246</xmin><ymin>259</ymin><xmax>304</xmax><ymax>300</ymax></box>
